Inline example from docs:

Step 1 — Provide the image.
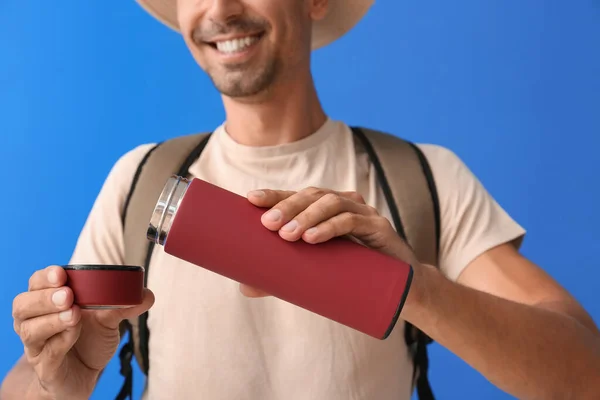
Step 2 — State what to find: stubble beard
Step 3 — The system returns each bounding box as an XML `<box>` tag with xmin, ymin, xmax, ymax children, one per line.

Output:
<box><xmin>208</xmin><ymin>58</ymin><xmax>279</xmax><ymax>98</ymax></box>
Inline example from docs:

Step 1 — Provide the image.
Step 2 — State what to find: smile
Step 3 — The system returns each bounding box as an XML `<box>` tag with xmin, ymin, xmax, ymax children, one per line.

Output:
<box><xmin>207</xmin><ymin>33</ymin><xmax>264</xmax><ymax>55</ymax></box>
<box><xmin>215</xmin><ymin>35</ymin><xmax>260</xmax><ymax>54</ymax></box>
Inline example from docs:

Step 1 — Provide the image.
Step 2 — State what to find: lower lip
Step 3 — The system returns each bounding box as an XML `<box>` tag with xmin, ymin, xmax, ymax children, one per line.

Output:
<box><xmin>211</xmin><ymin>37</ymin><xmax>262</xmax><ymax>63</ymax></box>
<box><xmin>63</xmin><ymin>264</ymin><xmax>145</xmax><ymax>309</ymax></box>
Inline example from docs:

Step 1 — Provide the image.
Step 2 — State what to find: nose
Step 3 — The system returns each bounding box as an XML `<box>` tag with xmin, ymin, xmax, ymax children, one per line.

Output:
<box><xmin>205</xmin><ymin>0</ymin><xmax>244</xmax><ymax>24</ymax></box>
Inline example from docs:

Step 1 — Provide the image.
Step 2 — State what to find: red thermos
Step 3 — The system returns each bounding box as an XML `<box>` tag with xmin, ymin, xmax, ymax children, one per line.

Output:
<box><xmin>147</xmin><ymin>175</ymin><xmax>413</xmax><ymax>339</ymax></box>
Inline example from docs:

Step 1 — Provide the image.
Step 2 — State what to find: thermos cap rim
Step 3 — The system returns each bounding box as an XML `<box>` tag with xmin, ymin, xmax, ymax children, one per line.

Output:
<box><xmin>62</xmin><ymin>264</ymin><xmax>144</xmax><ymax>272</ymax></box>
<box><xmin>147</xmin><ymin>175</ymin><xmax>191</xmax><ymax>246</ymax></box>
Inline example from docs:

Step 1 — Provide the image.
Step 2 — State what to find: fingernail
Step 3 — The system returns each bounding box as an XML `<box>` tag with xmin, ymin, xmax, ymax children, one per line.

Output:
<box><xmin>52</xmin><ymin>290</ymin><xmax>67</xmax><ymax>306</ymax></box>
<box><xmin>281</xmin><ymin>220</ymin><xmax>298</xmax><ymax>232</ymax></box>
<box><xmin>59</xmin><ymin>309</ymin><xmax>73</xmax><ymax>322</ymax></box>
<box><xmin>48</xmin><ymin>269</ymin><xmax>58</xmax><ymax>285</ymax></box>
<box><xmin>305</xmin><ymin>227</ymin><xmax>318</xmax><ymax>235</ymax></box>
<box><xmin>263</xmin><ymin>209</ymin><xmax>281</xmax><ymax>222</ymax></box>
<box><xmin>249</xmin><ymin>190</ymin><xmax>265</xmax><ymax>198</ymax></box>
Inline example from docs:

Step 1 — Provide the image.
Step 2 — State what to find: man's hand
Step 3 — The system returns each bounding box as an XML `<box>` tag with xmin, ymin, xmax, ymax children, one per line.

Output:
<box><xmin>243</xmin><ymin>187</ymin><xmax>418</xmax><ymax>297</ymax></box>
<box><xmin>6</xmin><ymin>265</ymin><xmax>155</xmax><ymax>400</ymax></box>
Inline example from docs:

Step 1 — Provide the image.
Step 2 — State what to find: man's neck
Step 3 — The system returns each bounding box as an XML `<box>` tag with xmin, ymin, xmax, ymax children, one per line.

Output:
<box><xmin>221</xmin><ymin>73</ymin><xmax>327</xmax><ymax>147</ymax></box>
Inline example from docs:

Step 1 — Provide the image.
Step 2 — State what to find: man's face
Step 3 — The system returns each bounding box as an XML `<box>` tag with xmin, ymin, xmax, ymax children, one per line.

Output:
<box><xmin>178</xmin><ymin>0</ymin><xmax>327</xmax><ymax>99</ymax></box>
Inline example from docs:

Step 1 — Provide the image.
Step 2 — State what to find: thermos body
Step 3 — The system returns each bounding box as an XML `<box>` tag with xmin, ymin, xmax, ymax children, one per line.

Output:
<box><xmin>147</xmin><ymin>176</ymin><xmax>413</xmax><ymax>339</ymax></box>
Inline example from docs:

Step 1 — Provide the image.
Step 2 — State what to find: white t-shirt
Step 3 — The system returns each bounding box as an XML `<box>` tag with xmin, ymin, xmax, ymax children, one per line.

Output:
<box><xmin>69</xmin><ymin>118</ymin><xmax>525</xmax><ymax>400</ymax></box>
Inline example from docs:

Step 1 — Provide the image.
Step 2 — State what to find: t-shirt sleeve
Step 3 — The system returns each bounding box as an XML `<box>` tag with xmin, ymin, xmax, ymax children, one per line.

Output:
<box><xmin>417</xmin><ymin>144</ymin><xmax>526</xmax><ymax>281</ymax></box>
<box><xmin>68</xmin><ymin>144</ymin><xmax>157</xmax><ymax>266</ymax></box>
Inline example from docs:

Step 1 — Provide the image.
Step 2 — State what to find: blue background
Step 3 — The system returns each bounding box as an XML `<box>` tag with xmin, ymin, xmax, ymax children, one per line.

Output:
<box><xmin>1</xmin><ymin>1</ymin><xmax>599</xmax><ymax>399</ymax></box>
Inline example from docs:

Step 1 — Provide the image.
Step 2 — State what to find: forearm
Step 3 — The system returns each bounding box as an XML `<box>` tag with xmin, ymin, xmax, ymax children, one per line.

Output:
<box><xmin>0</xmin><ymin>356</ymin><xmax>46</xmax><ymax>400</ymax></box>
<box><xmin>403</xmin><ymin>265</ymin><xmax>600</xmax><ymax>400</ymax></box>
<box><xmin>0</xmin><ymin>356</ymin><xmax>100</xmax><ymax>400</ymax></box>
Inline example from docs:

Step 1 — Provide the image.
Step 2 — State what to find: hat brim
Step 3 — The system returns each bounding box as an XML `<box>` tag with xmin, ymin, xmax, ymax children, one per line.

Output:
<box><xmin>135</xmin><ymin>0</ymin><xmax>374</xmax><ymax>50</ymax></box>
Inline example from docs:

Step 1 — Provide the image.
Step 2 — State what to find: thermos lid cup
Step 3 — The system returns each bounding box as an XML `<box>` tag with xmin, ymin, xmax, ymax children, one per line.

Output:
<box><xmin>62</xmin><ymin>264</ymin><xmax>145</xmax><ymax>309</ymax></box>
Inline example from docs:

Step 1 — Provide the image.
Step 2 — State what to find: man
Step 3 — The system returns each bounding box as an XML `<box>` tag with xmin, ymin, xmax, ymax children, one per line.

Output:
<box><xmin>2</xmin><ymin>0</ymin><xmax>600</xmax><ymax>399</ymax></box>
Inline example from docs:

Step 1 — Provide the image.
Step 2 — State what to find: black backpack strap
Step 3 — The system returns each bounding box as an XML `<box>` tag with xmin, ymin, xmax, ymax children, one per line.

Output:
<box><xmin>115</xmin><ymin>142</ymin><xmax>161</xmax><ymax>400</ymax></box>
<box><xmin>405</xmin><ymin>143</ymin><xmax>439</xmax><ymax>400</ymax></box>
<box><xmin>115</xmin><ymin>322</ymin><xmax>134</xmax><ymax>400</ymax></box>
<box><xmin>351</xmin><ymin>127</ymin><xmax>440</xmax><ymax>400</ymax></box>
<box><xmin>116</xmin><ymin>133</ymin><xmax>212</xmax><ymax>400</ymax></box>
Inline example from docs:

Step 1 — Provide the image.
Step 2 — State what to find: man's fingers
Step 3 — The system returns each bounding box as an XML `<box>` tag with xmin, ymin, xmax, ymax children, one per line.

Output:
<box><xmin>247</xmin><ymin>189</ymin><xmax>296</xmax><ymax>208</ymax></box>
<box><xmin>300</xmin><ymin>212</ymin><xmax>393</xmax><ymax>246</ymax></box>
<box><xmin>43</xmin><ymin>325</ymin><xmax>83</xmax><ymax>365</ymax></box>
<box><xmin>13</xmin><ymin>287</ymin><xmax>74</xmax><ymax>323</ymax></box>
<box><xmin>339</xmin><ymin>191</ymin><xmax>367</xmax><ymax>204</ymax></box>
<box><xmin>20</xmin><ymin>306</ymin><xmax>82</xmax><ymax>358</ymax></box>
<box><xmin>258</xmin><ymin>189</ymin><xmax>324</xmax><ymax>230</ymax></box>
<box><xmin>29</xmin><ymin>325</ymin><xmax>82</xmax><ymax>384</ymax></box>
<box><xmin>301</xmin><ymin>212</ymin><xmax>365</xmax><ymax>244</ymax></box>
<box><xmin>300</xmin><ymin>211</ymin><xmax>416</xmax><ymax>263</ymax></box>
<box><xmin>248</xmin><ymin>187</ymin><xmax>371</xmax><ymax>237</ymax></box>
<box><xmin>278</xmin><ymin>193</ymin><xmax>375</xmax><ymax>241</ymax></box>
<box><xmin>94</xmin><ymin>288</ymin><xmax>156</xmax><ymax>330</ymax></box>
<box><xmin>28</xmin><ymin>266</ymin><xmax>67</xmax><ymax>291</ymax></box>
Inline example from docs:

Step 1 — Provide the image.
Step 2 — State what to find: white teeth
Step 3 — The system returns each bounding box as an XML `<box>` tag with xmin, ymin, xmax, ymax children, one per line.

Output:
<box><xmin>215</xmin><ymin>36</ymin><xmax>259</xmax><ymax>54</ymax></box>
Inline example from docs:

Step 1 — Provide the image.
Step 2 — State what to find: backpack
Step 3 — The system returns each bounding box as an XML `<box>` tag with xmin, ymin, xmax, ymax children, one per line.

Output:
<box><xmin>115</xmin><ymin>127</ymin><xmax>440</xmax><ymax>400</ymax></box>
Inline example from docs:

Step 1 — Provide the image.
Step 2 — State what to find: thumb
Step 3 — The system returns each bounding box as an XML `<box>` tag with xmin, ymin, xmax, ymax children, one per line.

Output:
<box><xmin>239</xmin><ymin>283</ymin><xmax>271</xmax><ymax>298</ymax></box>
<box><xmin>94</xmin><ymin>289</ymin><xmax>155</xmax><ymax>330</ymax></box>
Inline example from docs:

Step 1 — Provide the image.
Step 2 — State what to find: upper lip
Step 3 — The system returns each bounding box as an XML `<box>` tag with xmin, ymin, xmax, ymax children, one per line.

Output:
<box><xmin>204</xmin><ymin>32</ymin><xmax>263</xmax><ymax>44</ymax></box>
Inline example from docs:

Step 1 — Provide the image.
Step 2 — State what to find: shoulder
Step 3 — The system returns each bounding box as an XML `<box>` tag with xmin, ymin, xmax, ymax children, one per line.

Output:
<box><xmin>411</xmin><ymin>142</ymin><xmax>494</xmax><ymax>208</ymax></box>
<box><xmin>412</xmin><ymin>142</ymin><xmax>468</xmax><ymax>175</ymax></box>
<box><xmin>68</xmin><ymin>143</ymin><xmax>158</xmax><ymax>265</ymax></box>
<box><xmin>102</xmin><ymin>143</ymin><xmax>159</xmax><ymax>209</ymax></box>
<box><xmin>109</xmin><ymin>143</ymin><xmax>159</xmax><ymax>186</ymax></box>
<box><xmin>413</xmin><ymin>143</ymin><xmax>483</xmax><ymax>196</ymax></box>
<box><xmin>412</xmin><ymin>143</ymin><xmax>526</xmax><ymax>280</ymax></box>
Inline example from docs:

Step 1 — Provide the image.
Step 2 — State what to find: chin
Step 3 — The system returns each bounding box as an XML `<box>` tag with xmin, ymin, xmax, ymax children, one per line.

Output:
<box><xmin>211</xmin><ymin>74</ymin><xmax>271</xmax><ymax>98</ymax></box>
<box><xmin>205</xmin><ymin>57</ymin><xmax>279</xmax><ymax>99</ymax></box>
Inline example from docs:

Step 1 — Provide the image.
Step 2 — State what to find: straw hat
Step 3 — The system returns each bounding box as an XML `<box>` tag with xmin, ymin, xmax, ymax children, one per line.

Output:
<box><xmin>135</xmin><ymin>0</ymin><xmax>374</xmax><ymax>49</ymax></box>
